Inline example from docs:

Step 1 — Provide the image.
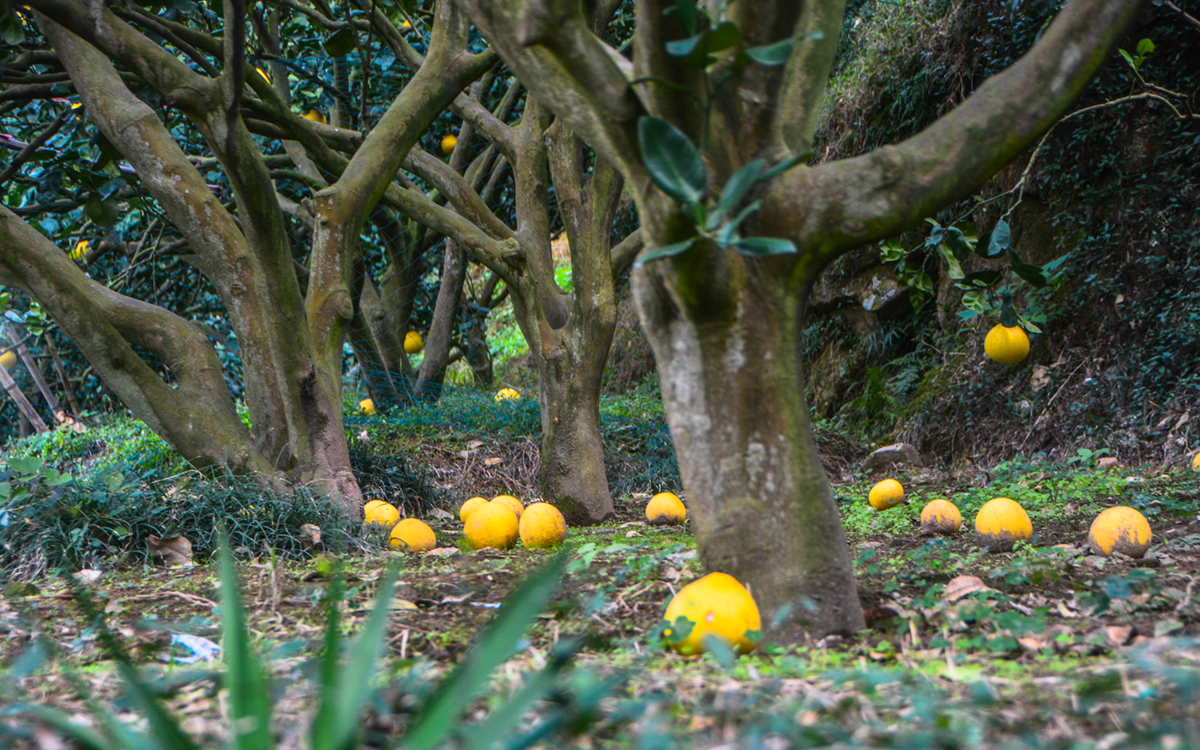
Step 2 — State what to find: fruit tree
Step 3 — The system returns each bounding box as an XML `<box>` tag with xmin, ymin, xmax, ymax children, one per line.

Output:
<box><xmin>460</xmin><ymin>0</ymin><xmax>1141</xmax><ymax>640</ymax></box>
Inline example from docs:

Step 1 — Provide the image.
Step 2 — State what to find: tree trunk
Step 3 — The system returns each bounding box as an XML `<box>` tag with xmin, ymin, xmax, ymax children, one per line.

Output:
<box><xmin>634</xmin><ymin>266</ymin><xmax>865</xmax><ymax>641</ymax></box>
<box><xmin>535</xmin><ymin>313</ymin><xmax>616</xmax><ymax>525</ymax></box>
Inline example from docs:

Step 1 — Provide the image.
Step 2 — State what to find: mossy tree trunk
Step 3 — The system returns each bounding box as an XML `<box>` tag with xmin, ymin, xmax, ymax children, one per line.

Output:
<box><xmin>462</xmin><ymin>0</ymin><xmax>1142</xmax><ymax>639</ymax></box>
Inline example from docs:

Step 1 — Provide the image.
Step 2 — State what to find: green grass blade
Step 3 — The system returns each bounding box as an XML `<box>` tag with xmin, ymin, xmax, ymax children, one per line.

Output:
<box><xmin>312</xmin><ymin>561</ymin><xmax>401</xmax><ymax>750</ymax></box>
<box><xmin>402</xmin><ymin>553</ymin><xmax>567</xmax><ymax>750</ymax></box>
<box><xmin>308</xmin><ymin>568</ymin><xmax>346</xmax><ymax>749</ymax></box>
<box><xmin>459</xmin><ymin>656</ymin><xmax>566</xmax><ymax>750</ymax></box>
<box><xmin>218</xmin><ymin>533</ymin><xmax>274</xmax><ymax>750</ymax></box>
<box><xmin>23</xmin><ymin>705</ymin><xmax>111</xmax><ymax>750</ymax></box>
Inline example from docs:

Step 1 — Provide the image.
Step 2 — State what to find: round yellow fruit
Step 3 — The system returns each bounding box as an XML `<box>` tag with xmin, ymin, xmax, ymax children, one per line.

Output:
<box><xmin>1088</xmin><ymin>506</ymin><xmax>1152</xmax><ymax>558</ymax></box>
<box><xmin>0</xmin><ymin>350</ymin><xmax>16</xmax><ymax>370</ymax></box>
<box><xmin>389</xmin><ymin>518</ymin><xmax>437</xmax><ymax>552</ymax></box>
<box><xmin>984</xmin><ymin>324</ymin><xmax>1030</xmax><ymax>365</ymax></box>
<box><xmin>459</xmin><ymin>496</ymin><xmax>488</xmax><ymax>523</ymax></box>
<box><xmin>404</xmin><ymin>331</ymin><xmax>424</xmax><ymax>354</ymax></box>
<box><xmin>868</xmin><ymin>479</ymin><xmax>905</xmax><ymax>511</ymax></box>
<box><xmin>495</xmin><ymin>387</ymin><xmax>520</xmax><ymax>401</ymax></box>
<box><xmin>1192</xmin><ymin>452</ymin><xmax>1200</xmax><ymax>472</ymax></box>
<box><xmin>302</xmin><ymin>109</ymin><xmax>326</xmax><ymax>124</ymax></box>
<box><xmin>364</xmin><ymin>499</ymin><xmax>385</xmax><ymax>512</ymax></box>
<box><xmin>974</xmin><ymin>497</ymin><xmax>1033</xmax><ymax>551</ymax></box>
<box><xmin>463</xmin><ymin>502</ymin><xmax>519</xmax><ymax>550</ymax></box>
<box><xmin>441</xmin><ymin>134</ymin><xmax>457</xmax><ymax>154</ymax></box>
<box><xmin>364</xmin><ymin>501</ymin><xmax>400</xmax><ymax>528</ymax></box>
<box><xmin>519</xmin><ymin>502</ymin><xmax>567</xmax><ymax>549</ymax></box>
<box><xmin>920</xmin><ymin>499</ymin><xmax>962</xmax><ymax>535</ymax></box>
<box><xmin>646</xmin><ymin>492</ymin><xmax>687</xmax><ymax>525</ymax></box>
<box><xmin>492</xmin><ymin>494</ymin><xmax>524</xmax><ymax>519</ymax></box>
<box><xmin>663</xmin><ymin>572</ymin><xmax>762</xmax><ymax>656</ymax></box>
<box><xmin>360</xmin><ymin>398</ymin><xmax>375</xmax><ymax>415</ymax></box>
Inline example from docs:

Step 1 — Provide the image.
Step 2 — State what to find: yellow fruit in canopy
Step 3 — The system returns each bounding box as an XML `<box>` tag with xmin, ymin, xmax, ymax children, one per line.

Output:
<box><xmin>302</xmin><ymin>109</ymin><xmax>327</xmax><ymax>124</ymax></box>
<box><xmin>984</xmin><ymin>324</ymin><xmax>1030</xmax><ymax>365</ymax></box>
<box><xmin>441</xmin><ymin>134</ymin><xmax>457</xmax><ymax>154</ymax></box>
<box><xmin>868</xmin><ymin>479</ymin><xmax>905</xmax><ymax>511</ymax></box>
<box><xmin>459</xmin><ymin>496</ymin><xmax>487</xmax><ymax>523</ymax></box>
<box><xmin>359</xmin><ymin>398</ymin><xmax>375</xmax><ymax>414</ymax></box>
<box><xmin>974</xmin><ymin>497</ymin><xmax>1032</xmax><ymax>551</ymax></box>
<box><xmin>920</xmin><ymin>499</ymin><xmax>962</xmax><ymax>534</ymax></box>
<box><xmin>663</xmin><ymin>572</ymin><xmax>762</xmax><ymax>656</ymax></box>
<box><xmin>364</xmin><ymin>501</ymin><xmax>400</xmax><ymax>528</ymax></box>
<box><xmin>0</xmin><ymin>350</ymin><xmax>16</xmax><ymax>370</ymax></box>
<box><xmin>646</xmin><ymin>492</ymin><xmax>687</xmax><ymax>525</ymax></box>
<box><xmin>404</xmin><ymin>331</ymin><xmax>424</xmax><ymax>354</ymax></box>
<box><xmin>389</xmin><ymin>518</ymin><xmax>437</xmax><ymax>552</ymax></box>
<box><xmin>519</xmin><ymin>502</ymin><xmax>567</xmax><ymax>549</ymax></box>
<box><xmin>1089</xmin><ymin>506</ymin><xmax>1152</xmax><ymax>558</ymax></box>
<box><xmin>463</xmin><ymin>502</ymin><xmax>519</xmax><ymax>550</ymax></box>
<box><xmin>495</xmin><ymin>387</ymin><xmax>520</xmax><ymax>401</ymax></box>
<box><xmin>492</xmin><ymin>494</ymin><xmax>524</xmax><ymax>518</ymax></box>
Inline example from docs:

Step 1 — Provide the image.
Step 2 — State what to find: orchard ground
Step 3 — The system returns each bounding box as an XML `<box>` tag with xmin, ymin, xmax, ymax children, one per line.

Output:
<box><xmin>2</xmin><ymin>412</ymin><xmax>1199</xmax><ymax>747</ymax></box>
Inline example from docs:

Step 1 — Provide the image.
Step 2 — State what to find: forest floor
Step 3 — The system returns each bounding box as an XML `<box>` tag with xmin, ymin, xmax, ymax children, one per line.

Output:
<box><xmin>3</xmin><ymin>420</ymin><xmax>1200</xmax><ymax>748</ymax></box>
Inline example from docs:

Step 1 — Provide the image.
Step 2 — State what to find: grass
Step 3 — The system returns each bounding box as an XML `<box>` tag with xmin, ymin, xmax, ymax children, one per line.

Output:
<box><xmin>3</xmin><ymin>392</ymin><xmax>1200</xmax><ymax>747</ymax></box>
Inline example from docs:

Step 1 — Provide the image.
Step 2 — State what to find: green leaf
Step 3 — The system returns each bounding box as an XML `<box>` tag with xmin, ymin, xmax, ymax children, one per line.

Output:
<box><xmin>702</xmin><ymin>634</ymin><xmax>736</xmax><ymax>668</ymax></box>
<box><xmin>709</xmin><ymin>160</ymin><xmax>764</xmax><ymax>228</ymax></box>
<box><xmin>665</xmin><ymin>31</ymin><xmax>706</xmax><ymax>58</ymax></box>
<box><xmin>1136</xmin><ymin>38</ymin><xmax>1155</xmax><ymax>56</ymax></box>
<box><xmin>635</xmin><ymin>239</ymin><xmax>697</xmax><ymax>268</ymax></box>
<box><xmin>1118</xmin><ymin>48</ymin><xmax>1136</xmax><ymax>69</ymax></box>
<box><xmin>8</xmin><ymin>456</ymin><xmax>42</xmax><ymax>476</ymax></box>
<box><xmin>1009</xmin><ymin>251</ymin><xmax>1048</xmax><ymax>287</ymax></box>
<box><xmin>22</xmin><ymin>706</ymin><xmax>110</xmax><ymax>750</ymax></box>
<box><xmin>732</xmin><ymin>237</ymin><xmax>797</xmax><ymax>257</ymax></box>
<box><xmin>637</xmin><ymin>117</ymin><xmax>707</xmax><ymax>204</ymax></box>
<box><xmin>218</xmin><ymin>534</ymin><xmax>273</xmax><ymax>750</ymax></box>
<box><xmin>405</xmin><ymin>554</ymin><xmax>567</xmax><ymax>750</ymax></box>
<box><xmin>0</xmin><ymin>0</ymin><xmax>26</xmax><ymax>46</ymax></box>
<box><xmin>1000</xmin><ymin>297</ymin><xmax>1019</xmax><ymax>328</ymax></box>
<box><xmin>942</xmin><ymin>227</ymin><xmax>973</xmax><ymax>261</ymax></box>
<box><xmin>880</xmin><ymin>238</ymin><xmax>905</xmax><ymax>263</ymax></box>
<box><xmin>936</xmin><ymin>243</ymin><xmax>966</xmax><ymax>280</ymax></box>
<box><xmin>459</xmin><ymin>649</ymin><xmax>572</xmax><ymax>750</ymax></box>
<box><xmin>666</xmin><ymin>21</ymin><xmax>742</xmax><ymax>67</ymax></box>
<box><xmin>665</xmin><ymin>0</ymin><xmax>700</xmax><ymax>36</ymax></box>
<box><xmin>311</xmin><ymin>561</ymin><xmax>401</xmax><ymax>750</ymax></box>
<box><xmin>323</xmin><ymin>28</ymin><xmax>356</xmax><ymax>57</ymax></box>
<box><xmin>84</xmin><ymin>194</ymin><xmax>119</xmax><ymax>227</ymax></box>
<box><xmin>959</xmin><ymin>270</ymin><xmax>1002</xmax><ymax>288</ymax></box>
<box><xmin>744</xmin><ymin>37</ymin><xmax>795</xmax><ymax>66</ymax></box>
<box><xmin>715</xmin><ymin>200</ymin><xmax>762</xmax><ymax>245</ymax></box>
<box><xmin>978</xmin><ymin>219</ymin><xmax>1010</xmax><ymax>258</ymax></box>
<box><xmin>758</xmin><ymin>150</ymin><xmax>811</xmax><ymax>181</ymax></box>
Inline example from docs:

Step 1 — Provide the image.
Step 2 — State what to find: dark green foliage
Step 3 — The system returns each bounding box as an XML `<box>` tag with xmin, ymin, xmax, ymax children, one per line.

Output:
<box><xmin>0</xmin><ymin>457</ymin><xmax>354</xmax><ymax>579</ymax></box>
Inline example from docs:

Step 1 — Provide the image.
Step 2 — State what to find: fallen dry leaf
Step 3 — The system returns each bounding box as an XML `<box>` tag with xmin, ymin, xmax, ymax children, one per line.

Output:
<box><xmin>299</xmin><ymin>523</ymin><xmax>322</xmax><ymax>549</ymax></box>
<box><xmin>942</xmin><ymin>575</ymin><xmax>996</xmax><ymax>602</ymax></box>
<box><xmin>429</xmin><ymin>547</ymin><xmax>459</xmax><ymax>557</ymax></box>
<box><xmin>147</xmin><ymin>535</ymin><xmax>193</xmax><ymax>567</ymax></box>
<box><xmin>483</xmin><ymin>457</ymin><xmax>504</xmax><ymax>466</ymax></box>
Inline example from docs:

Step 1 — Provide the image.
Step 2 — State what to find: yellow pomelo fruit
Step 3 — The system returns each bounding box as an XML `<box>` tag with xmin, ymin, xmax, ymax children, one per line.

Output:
<box><xmin>984</xmin><ymin>324</ymin><xmax>1030</xmax><ymax>365</ymax></box>
<box><xmin>0</xmin><ymin>350</ymin><xmax>16</xmax><ymax>370</ymax></box>
<box><xmin>459</xmin><ymin>496</ymin><xmax>488</xmax><ymax>523</ymax></box>
<box><xmin>519</xmin><ymin>502</ymin><xmax>567</xmax><ymax>549</ymax></box>
<box><xmin>492</xmin><ymin>494</ymin><xmax>524</xmax><ymax>519</ymax></box>
<box><xmin>1088</xmin><ymin>506</ymin><xmax>1152</xmax><ymax>558</ymax></box>
<box><xmin>364</xmin><ymin>501</ymin><xmax>400</xmax><ymax>528</ymax></box>
<box><xmin>974</xmin><ymin>497</ymin><xmax>1032</xmax><ymax>551</ymax></box>
<box><xmin>360</xmin><ymin>398</ymin><xmax>375</xmax><ymax>415</ymax></box>
<box><xmin>302</xmin><ymin>109</ymin><xmax>326</xmax><ymax>124</ymax></box>
<box><xmin>404</xmin><ymin>331</ymin><xmax>424</xmax><ymax>354</ymax></box>
<box><xmin>1192</xmin><ymin>452</ymin><xmax>1200</xmax><ymax>472</ymax></box>
<box><xmin>389</xmin><ymin>518</ymin><xmax>437</xmax><ymax>552</ymax></box>
<box><xmin>495</xmin><ymin>387</ymin><xmax>520</xmax><ymax>401</ymax></box>
<box><xmin>868</xmin><ymin>479</ymin><xmax>905</xmax><ymax>511</ymax></box>
<box><xmin>663</xmin><ymin>572</ymin><xmax>762</xmax><ymax>656</ymax></box>
<box><xmin>920</xmin><ymin>499</ymin><xmax>962</xmax><ymax>535</ymax></box>
<box><xmin>441</xmin><ymin>134</ymin><xmax>457</xmax><ymax>154</ymax></box>
<box><xmin>646</xmin><ymin>492</ymin><xmax>687</xmax><ymax>525</ymax></box>
<box><xmin>463</xmin><ymin>502</ymin><xmax>519</xmax><ymax>550</ymax></box>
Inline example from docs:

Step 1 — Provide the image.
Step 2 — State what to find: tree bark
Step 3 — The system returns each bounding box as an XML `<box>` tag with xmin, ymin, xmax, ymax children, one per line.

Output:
<box><xmin>635</xmin><ymin>257</ymin><xmax>864</xmax><ymax>638</ymax></box>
